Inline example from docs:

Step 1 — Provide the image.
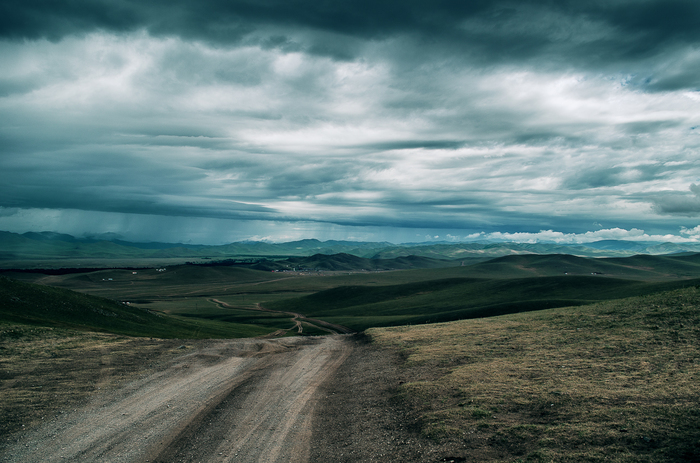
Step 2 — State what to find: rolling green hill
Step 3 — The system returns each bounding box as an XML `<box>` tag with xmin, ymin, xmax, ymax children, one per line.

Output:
<box><xmin>5</xmin><ymin>252</ymin><xmax>700</xmax><ymax>338</ymax></box>
<box><xmin>267</xmin><ymin>274</ymin><xmax>700</xmax><ymax>331</ymax></box>
<box><xmin>0</xmin><ymin>277</ymin><xmax>271</xmax><ymax>338</ymax></box>
<box><xmin>445</xmin><ymin>252</ymin><xmax>700</xmax><ymax>280</ymax></box>
<box><xmin>251</xmin><ymin>253</ymin><xmax>456</xmax><ymax>271</ymax></box>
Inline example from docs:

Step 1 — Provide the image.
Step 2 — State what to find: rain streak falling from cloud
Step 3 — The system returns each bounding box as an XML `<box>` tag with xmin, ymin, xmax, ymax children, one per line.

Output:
<box><xmin>1</xmin><ymin>0</ymin><xmax>700</xmax><ymax>243</ymax></box>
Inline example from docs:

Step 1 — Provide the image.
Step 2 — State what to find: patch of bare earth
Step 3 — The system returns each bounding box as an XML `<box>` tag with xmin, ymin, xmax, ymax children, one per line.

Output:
<box><xmin>0</xmin><ymin>326</ymin><xmax>189</xmax><ymax>443</ymax></box>
<box><xmin>1</xmin><ymin>334</ymin><xmax>355</xmax><ymax>462</ymax></box>
<box><xmin>2</xmin><ymin>326</ymin><xmax>466</xmax><ymax>463</ymax></box>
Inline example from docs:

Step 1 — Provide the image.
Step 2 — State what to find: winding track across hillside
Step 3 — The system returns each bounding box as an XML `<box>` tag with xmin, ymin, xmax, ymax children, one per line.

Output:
<box><xmin>3</xmin><ymin>336</ymin><xmax>353</xmax><ymax>463</ymax></box>
<box><xmin>210</xmin><ymin>298</ymin><xmax>354</xmax><ymax>335</ymax></box>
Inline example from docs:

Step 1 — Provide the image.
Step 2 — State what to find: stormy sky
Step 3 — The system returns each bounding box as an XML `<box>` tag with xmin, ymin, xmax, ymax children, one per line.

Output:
<box><xmin>1</xmin><ymin>0</ymin><xmax>700</xmax><ymax>244</ymax></box>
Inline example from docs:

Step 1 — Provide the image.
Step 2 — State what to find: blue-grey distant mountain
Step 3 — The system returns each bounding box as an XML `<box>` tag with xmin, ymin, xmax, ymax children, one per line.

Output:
<box><xmin>22</xmin><ymin>231</ymin><xmax>80</xmax><ymax>242</ymax></box>
<box><xmin>2</xmin><ymin>230</ymin><xmax>700</xmax><ymax>269</ymax></box>
<box><xmin>578</xmin><ymin>240</ymin><xmax>651</xmax><ymax>251</ymax></box>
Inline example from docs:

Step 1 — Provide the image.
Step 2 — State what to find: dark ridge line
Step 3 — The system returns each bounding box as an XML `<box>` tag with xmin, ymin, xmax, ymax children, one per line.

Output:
<box><xmin>0</xmin><ymin>266</ymin><xmax>149</xmax><ymax>275</ymax></box>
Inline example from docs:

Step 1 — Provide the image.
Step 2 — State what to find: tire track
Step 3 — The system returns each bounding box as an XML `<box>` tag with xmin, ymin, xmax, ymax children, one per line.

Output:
<box><xmin>151</xmin><ymin>335</ymin><xmax>351</xmax><ymax>463</ymax></box>
<box><xmin>209</xmin><ymin>298</ymin><xmax>354</xmax><ymax>335</ymax></box>
<box><xmin>3</xmin><ymin>336</ymin><xmax>353</xmax><ymax>463</ymax></box>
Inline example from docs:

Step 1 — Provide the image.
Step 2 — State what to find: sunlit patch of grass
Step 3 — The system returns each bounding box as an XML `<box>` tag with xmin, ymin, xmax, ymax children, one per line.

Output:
<box><xmin>368</xmin><ymin>287</ymin><xmax>700</xmax><ymax>462</ymax></box>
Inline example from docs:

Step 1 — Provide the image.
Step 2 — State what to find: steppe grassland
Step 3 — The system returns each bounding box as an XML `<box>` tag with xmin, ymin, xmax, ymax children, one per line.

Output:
<box><xmin>367</xmin><ymin>287</ymin><xmax>700</xmax><ymax>462</ymax></box>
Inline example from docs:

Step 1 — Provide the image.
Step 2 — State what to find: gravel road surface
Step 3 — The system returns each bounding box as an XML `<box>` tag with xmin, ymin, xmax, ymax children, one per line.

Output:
<box><xmin>3</xmin><ymin>335</ymin><xmax>352</xmax><ymax>463</ymax></box>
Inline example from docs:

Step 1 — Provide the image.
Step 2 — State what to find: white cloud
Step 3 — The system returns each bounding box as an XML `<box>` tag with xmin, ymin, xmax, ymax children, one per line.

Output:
<box><xmin>481</xmin><ymin>228</ymin><xmax>699</xmax><ymax>244</ymax></box>
<box><xmin>2</xmin><ymin>24</ymin><xmax>700</xmax><ymax>242</ymax></box>
<box><xmin>680</xmin><ymin>225</ymin><xmax>700</xmax><ymax>239</ymax></box>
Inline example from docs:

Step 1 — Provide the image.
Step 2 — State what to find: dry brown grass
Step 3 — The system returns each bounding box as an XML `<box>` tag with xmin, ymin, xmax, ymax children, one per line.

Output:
<box><xmin>367</xmin><ymin>287</ymin><xmax>700</xmax><ymax>462</ymax></box>
<box><xmin>0</xmin><ymin>325</ymin><xmax>186</xmax><ymax>445</ymax></box>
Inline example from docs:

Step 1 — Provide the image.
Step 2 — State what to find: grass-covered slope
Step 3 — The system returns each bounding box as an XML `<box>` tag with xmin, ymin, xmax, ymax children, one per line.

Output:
<box><xmin>457</xmin><ymin>252</ymin><xmax>700</xmax><ymax>280</ymax></box>
<box><xmin>367</xmin><ymin>286</ymin><xmax>700</xmax><ymax>462</ymax></box>
<box><xmin>0</xmin><ymin>277</ymin><xmax>270</xmax><ymax>338</ymax></box>
<box><xmin>267</xmin><ymin>275</ymin><xmax>700</xmax><ymax>331</ymax></box>
<box><xmin>6</xmin><ymin>265</ymin><xmax>290</xmax><ymax>301</ymax></box>
<box><xmin>251</xmin><ymin>253</ymin><xmax>454</xmax><ymax>271</ymax></box>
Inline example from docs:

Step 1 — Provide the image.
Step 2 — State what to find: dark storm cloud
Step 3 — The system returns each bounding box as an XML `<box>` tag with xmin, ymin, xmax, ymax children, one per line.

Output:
<box><xmin>2</xmin><ymin>1</ymin><xmax>700</xmax><ymax>243</ymax></box>
<box><xmin>0</xmin><ymin>79</ymin><xmax>39</xmax><ymax>98</ymax></box>
<box><xmin>321</xmin><ymin>200</ymin><xmax>594</xmax><ymax>231</ymax></box>
<box><xmin>0</xmin><ymin>176</ymin><xmax>276</xmax><ymax>220</ymax></box>
<box><xmin>564</xmin><ymin>163</ymin><xmax>678</xmax><ymax>190</ymax></box>
<box><xmin>618</xmin><ymin>119</ymin><xmax>684</xmax><ymax>135</ymax></box>
<box><xmin>0</xmin><ymin>142</ymin><xmax>274</xmax><ymax>220</ymax></box>
<box><xmin>4</xmin><ymin>1</ymin><xmax>700</xmax><ymax>75</ymax></box>
<box><xmin>357</xmin><ymin>140</ymin><xmax>465</xmax><ymax>151</ymax></box>
<box><xmin>121</xmin><ymin>135</ymin><xmax>232</xmax><ymax>150</ymax></box>
<box><xmin>652</xmin><ymin>184</ymin><xmax>700</xmax><ymax>216</ymax></box>
<box><xmin>0</xmin><ymin>0</ymin><xmax>472</xmax><ymax>41</ymax></box>
<box><xmin>266</xmin><ymin>164</ymin><xmax>359</xmax><ymax>197</ymax></box>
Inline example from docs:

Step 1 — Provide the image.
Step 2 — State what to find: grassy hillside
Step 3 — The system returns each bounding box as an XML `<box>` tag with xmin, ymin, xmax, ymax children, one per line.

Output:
<box><xmin>251</xmin><ymin>253</ymin><xmax>455</xmax><ymax>271</ymax></box>
<box><xmin>266</xmin><ymin>274</ymin><xmax>700</xmax><ymax>331</ymax></box>
<box><xmin>6</xmin><ymin>253</ymin><xmax>700</xmax><ymax>338</ymax></box>
<box><xmin>451</xmin><ymin>253</ymin><xmax>700</xmax><ymax>280</ymax></box>
<box><xmin>0</xmin><ymin>277</ymin><xmax>272</xmax><ymax>338</ymax></box>
<box><xmin>4</xmin><ymin>265</ymin><xmax>291</xmax><ymax>300</ymax></box>
<box><xmin>367</xmin><ymin>286</ymin><xmax>700</xmax><ymax>462</ymax></box>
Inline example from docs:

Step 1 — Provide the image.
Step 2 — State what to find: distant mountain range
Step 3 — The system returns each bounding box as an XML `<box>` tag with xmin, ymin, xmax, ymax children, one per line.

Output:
<box><xmin>2</xmin><ymin>230</ymin><xmax>700</xmax><ymax>268</ymax></box>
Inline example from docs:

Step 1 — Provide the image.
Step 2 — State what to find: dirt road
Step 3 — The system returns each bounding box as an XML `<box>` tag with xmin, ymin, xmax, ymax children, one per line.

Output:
<box><xmin>209</xmin><ymin>298</ymin><xmax>354</xmax><ymax>335</ymax></box>
<box><xmin>2</xmin><ymin>335</ymin><xmax>352</xmax><ymax>463</ymax></box>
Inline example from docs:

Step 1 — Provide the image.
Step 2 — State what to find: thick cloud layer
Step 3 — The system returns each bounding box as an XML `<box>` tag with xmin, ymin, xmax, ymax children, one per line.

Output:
<box><xmin>5</xmin><ymin>1</ymin><xmax>700</xmax><ymax>71</ymax></box>
<box><xmin>1</xmin><ymin>1</ymin><xmax>699</xmax><ymax>243</ymax></box>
